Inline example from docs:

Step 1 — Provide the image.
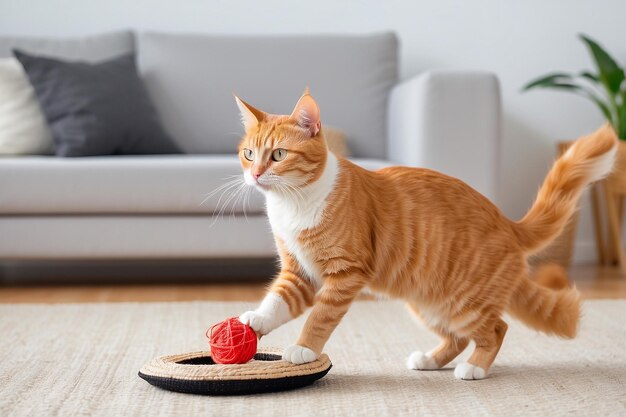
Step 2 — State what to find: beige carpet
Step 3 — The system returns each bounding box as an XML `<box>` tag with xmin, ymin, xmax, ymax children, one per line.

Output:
<box><xmin>0</xmin><ymin>300</ymin><xmax>624</xmax><ymax>416</ymax></box>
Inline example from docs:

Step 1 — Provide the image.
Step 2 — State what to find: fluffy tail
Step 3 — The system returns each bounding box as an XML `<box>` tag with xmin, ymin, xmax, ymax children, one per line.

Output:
<box><xmin>507</xmin><ymin>264</ymin><xmax>581</xmax><ymax>338</ymax></box>
<box><xmin>514</xmin><ymin>124</ymin><xmax>618</xmax><ymax>253</ymax></box>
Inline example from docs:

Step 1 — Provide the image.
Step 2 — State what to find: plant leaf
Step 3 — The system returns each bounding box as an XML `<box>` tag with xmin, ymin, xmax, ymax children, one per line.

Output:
<box><xmin>579</xmin><ymin>71</ymin><xmax>600</xmax><ymax>83</ymax></box>
<box><xmin>580</xmin><ymin>34</ymin><xmax>625</xmax><ymax>94</ymax></box>
<box><xmin>522</xmin><ymin>67</ymin><xmax>615</xmax><ymax>126</ymax></box>
<box><xmin>525</xmin><ymin>80</ymin><xmax>614</xmax><ymax>123</ymax></box>
<box><xmin>587</xmin><ymin>92</ymin><xmax>615</xmax><ymax>124</ymax></box>
<box><xmin>522</xmin><ymin>73</ymin><xmax>573</xmax><ymax>91</ymax></box>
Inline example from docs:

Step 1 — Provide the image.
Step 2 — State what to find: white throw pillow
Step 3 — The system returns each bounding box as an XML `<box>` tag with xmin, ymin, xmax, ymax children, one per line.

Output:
<box><xmin>0</xmin><ymin>57</ymin><xmax>53</xmax><ymax>154</ymax></box>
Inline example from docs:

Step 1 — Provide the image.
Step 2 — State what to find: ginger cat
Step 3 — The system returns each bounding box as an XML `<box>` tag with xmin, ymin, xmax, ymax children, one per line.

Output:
<box><xmin>236</xmin><ymin>90</ymin><xmax>617</xmax><ymax>380</ymax></box>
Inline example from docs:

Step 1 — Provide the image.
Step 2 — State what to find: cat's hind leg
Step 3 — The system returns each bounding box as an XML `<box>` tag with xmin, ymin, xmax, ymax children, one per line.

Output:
<box><xmin>405</xmin><ymin>302</ymin><xmax>469</xmax><ymax>371</ymax></box>
<box><xmin>454</xmin><ymin>314</ymin><xmax>508</xmax><ymax>380</ymax></box>
<box><xmin>407</xmin><ymin>335</ymin><xmax>469</xmax><ymax>370</ymax></box>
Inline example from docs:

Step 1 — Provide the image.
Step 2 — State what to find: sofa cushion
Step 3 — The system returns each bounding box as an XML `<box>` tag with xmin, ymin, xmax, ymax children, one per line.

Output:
<box><xmin>137</xmin><ymin>32</ymin><xmax>398</xmax><ymax>159</ymax></box>
<box><xmin>0</xmin><ymin>31</ymin><xmax>135</xmax><ymax>62</ymax></box>
<box><xmin>14</xmin><ymin>51</ymin><xmax>180</xmax><ymax>157</ymax></box>
<box><xmin>0</xmin><ymin>156</ymin><xmax>391</xmax><ymax>215</ymax></box>
<box><xmin>0</xmin><ymin>58</ymin><xmax>54</xmax><ymax>155</ymax></box>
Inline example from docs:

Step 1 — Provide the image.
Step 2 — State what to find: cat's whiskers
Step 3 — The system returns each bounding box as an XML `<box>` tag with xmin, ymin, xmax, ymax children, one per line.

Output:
<box><xmin>210</xmin><ymin>181</ymin><xmax>243</xmax><ymax>216</ymax></box>
<box><xmin>275</xmin><ymin>183</ymin><xmax>298</xmax><ymax>204</ymax></box>
<box><xmin>281</xmin><ymin>178</ymin><xmax>306</xmax><ymax>202</ymax></box>
<box><xmin>210</xmin><ymin>181</ymin><xmax>247</xmax><ymax>227</ymax></box>
<box><xmin>200</xmin><ymin>176</ymin><xmax>243</xmax><ymax>207</ymax></box>
<box><xmin>200</xmin><ymin>175</ymin><xmax>251</xmax><ymax>228</ymax></box>
<box><xmin>230</xmin><ymin>181</ymin><xmax>252</xmax><ymax>220</ymax></box>
<box><xmin>262</xmin><ymin>172</ymin><xmax>305</xmax><ymax>202</ymax></box>
<box><xmin>216</xmin><ymin>182</ymin><xmax>246</xmax><ymax>221</ymax></box>
<box><xmin>282</xmin><ymin>184</ymin><xmax>306</xmax><ymax>210</ymax></box>
<box><xmin>242</xmin><ymin>185</ymin><xmax>252</xmax><ymax>223</ymax></box>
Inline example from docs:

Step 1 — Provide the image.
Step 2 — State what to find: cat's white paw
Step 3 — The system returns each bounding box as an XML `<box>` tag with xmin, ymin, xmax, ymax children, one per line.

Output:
<box><xmin>454</xmin><ymin>362</ymin><xmax>486</xmax><ymax>380</ymax></box>
<box><xmin>238</xmin><ymin>311</ymin><xmax>271</xmax><ymax>335</ymax></box>
<box><xmin>239</xmin><ymin>294</ymin><xmax>292</xmax><ymax>336</ymax></box>
<box><xmin>282</xmin><ymin>345</ymin><xmax>318</xmax><ymax>365</ymax></box>
<box><xmin>406</xmin><ymin>351</ymin><xmax>439</xmax><ymax>370</ymax></box>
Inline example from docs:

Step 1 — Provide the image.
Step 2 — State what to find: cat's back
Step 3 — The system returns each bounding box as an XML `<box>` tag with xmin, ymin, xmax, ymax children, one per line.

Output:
<box><xmin>343</xmin><ymin>161</ymin><xmax>509</xmax><ymax>227</ymax></box>
<box><xmin>344</xmin><ymin>161</ymin><xmax>488</xmax><ymax>201</ymax></box>
<box><xmin>376</xmin><ymin>165</ymin><xmax>480</xmax><ymax>195</ymax></box>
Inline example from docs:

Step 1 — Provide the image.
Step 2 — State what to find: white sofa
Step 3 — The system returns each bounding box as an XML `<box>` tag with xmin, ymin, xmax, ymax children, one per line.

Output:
<box><xmin>0</xmin><ymin>31</ymin><xmax>500</xmax><ymax>262</ymax></box>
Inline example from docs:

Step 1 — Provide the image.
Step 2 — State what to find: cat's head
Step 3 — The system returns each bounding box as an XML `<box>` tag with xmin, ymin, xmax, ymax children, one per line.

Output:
<box><xmin>235</xmin><ymin>90</ymin><xmax>328</xmax><ymax>193</ymax></box>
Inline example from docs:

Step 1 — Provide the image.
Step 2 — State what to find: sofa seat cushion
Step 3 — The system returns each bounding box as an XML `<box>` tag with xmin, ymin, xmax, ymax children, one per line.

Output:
<box><xmin>0</xmin><ymin>155</ymin><xmax>391</xmax><ymax>214</ymax></box>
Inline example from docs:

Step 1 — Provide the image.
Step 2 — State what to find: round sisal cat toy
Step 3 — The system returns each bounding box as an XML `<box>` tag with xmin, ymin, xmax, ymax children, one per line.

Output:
<box><xmin>138</xmin><ymin>348</ymin><xmax>332</xmax><ymax>395</ymax></box>
<box><xmin>138</xmin><ymin>318</ymin><xmax>332</xmax><ymax>395</ymax></box>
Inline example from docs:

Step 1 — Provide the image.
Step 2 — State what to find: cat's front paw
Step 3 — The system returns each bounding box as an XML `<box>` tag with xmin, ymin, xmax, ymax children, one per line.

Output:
<box><xmin>282</xmin><ymin>344</ymin><xmax>319</xmax><ymax>364</ymax></box>
<box><xmin>238</xmin><ymin>311</ymin><xmax>271</xmax><ymax>335</ymax></box>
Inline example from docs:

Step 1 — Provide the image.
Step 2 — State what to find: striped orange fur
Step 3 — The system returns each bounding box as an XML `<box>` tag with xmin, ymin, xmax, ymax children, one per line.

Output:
<box><xmin>236</xmin><ymin>91</ymin><xmax>618</xmax><ymax>379</ymax></box>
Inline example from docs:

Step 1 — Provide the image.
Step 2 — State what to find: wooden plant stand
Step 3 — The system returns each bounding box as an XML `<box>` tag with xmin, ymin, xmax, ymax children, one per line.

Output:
<box><xmin>602</xmin><ymin>143</ymin><xmax>626</xmax><ymax>275</ymax></box>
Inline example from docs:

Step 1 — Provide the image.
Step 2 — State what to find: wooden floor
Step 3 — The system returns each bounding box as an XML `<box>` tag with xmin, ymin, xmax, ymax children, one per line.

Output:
<box><xmin>0</xmin><ymin>264</ymin><xmax>624</xmax><ymax>303</ymax></box>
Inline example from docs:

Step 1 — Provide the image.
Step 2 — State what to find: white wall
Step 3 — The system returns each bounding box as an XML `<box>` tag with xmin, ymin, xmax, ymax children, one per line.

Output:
<box><xmin>2</xmin><ymin>0</ymin><xmax>625</xmax><ymax>263</ymax></box>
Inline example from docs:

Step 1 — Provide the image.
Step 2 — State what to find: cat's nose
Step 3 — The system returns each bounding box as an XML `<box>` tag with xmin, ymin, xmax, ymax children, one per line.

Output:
<box><xmin>252</xmin><ymin>167</ymin><xmax>266</xmax><ymax>180</ymax></box>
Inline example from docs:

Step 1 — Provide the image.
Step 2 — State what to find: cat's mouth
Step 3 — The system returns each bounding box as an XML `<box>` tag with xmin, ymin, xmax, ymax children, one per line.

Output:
<box><xmin>244</xmin><ymin>172</ymin><xmax>270</xmax><ymax>191</ymax></box>
<box><xmin>254</xmin><ymin>177</ymin><xmax>280</xmax><ymax>191</ymax></box>
<box><xmin>249</xmin><ymin>179</ymin><xmax>273</xmax><ymax>192</ymax></box>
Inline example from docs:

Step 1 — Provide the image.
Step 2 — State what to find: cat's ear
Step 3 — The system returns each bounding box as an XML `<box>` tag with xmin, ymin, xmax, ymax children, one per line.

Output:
<box><xmin>235</xmin><ymin>96</ymin><xmax>265</xmax><ymax>131</ymax></box>
<box><xmin>290</xmin><ymin>90</ymin><xmax>321</xmax><ymax>137</ymax></box>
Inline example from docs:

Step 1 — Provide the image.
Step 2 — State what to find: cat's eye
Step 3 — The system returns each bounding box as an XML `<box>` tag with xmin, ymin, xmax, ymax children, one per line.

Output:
<box><xmin>243</xmin><ymin>148</ymin><xmax>254</xmax><ymax>161</ymax></box>
<box><xmin>271</xmin><ymin>148</ymin><xmax>287</xmax><ymax>162</ymax></box>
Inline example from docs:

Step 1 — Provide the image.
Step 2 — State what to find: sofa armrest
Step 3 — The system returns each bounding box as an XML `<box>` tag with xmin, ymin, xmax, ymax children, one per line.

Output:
<box><xmin>387</xmin><ymin>71</ymin><xmax>501</xmax><ymax>201</ymax></box>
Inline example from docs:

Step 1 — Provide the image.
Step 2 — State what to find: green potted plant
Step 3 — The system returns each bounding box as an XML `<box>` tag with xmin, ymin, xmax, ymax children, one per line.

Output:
<box><xmin>523</xmin><ymin>34</ymin><xmax>625</xmax><ymax>268</ymax></box>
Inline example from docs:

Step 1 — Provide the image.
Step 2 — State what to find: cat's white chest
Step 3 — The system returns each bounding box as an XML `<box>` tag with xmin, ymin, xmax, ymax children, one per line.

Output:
<box><xmin>266</xmin><ymin>194</ymin><xmax>325</xmax><ymax>289</ymax></box>
<box><xmin>264</xmin><ymin>153</ymin><xmax>339</xmax><ymax>289</ymax></box>
<box><xmin>268</xmin><ymin>210</ymin><xmax>323</xmax><ymax>288</ymax></box>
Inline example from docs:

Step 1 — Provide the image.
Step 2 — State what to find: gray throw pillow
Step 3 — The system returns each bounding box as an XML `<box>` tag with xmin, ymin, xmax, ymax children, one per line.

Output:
<box><xmin>13</xmin><ymin>50</ymin><xmax>181</xmax><ymax>156</ymax></box>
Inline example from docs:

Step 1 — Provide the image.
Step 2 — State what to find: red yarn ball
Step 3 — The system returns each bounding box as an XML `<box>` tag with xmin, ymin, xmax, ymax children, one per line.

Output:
<box><xmin>206</xmin><ymin>317</ymin><xmax>257</xmax><ymax>364</ymax></box>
